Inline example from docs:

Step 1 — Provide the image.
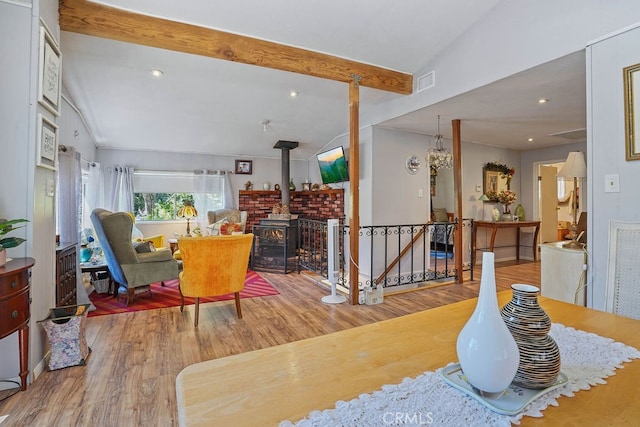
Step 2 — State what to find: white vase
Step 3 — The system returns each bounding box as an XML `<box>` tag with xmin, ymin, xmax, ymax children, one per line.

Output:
<box><xmin>491</xmin><ymin>207</ymin><xmax>501</xmax><ymax>221</ymax></box>
<box><xmin>456</xmin><ymin>252</ymin><xmax>520</xmax><ymax>397</ymax></box>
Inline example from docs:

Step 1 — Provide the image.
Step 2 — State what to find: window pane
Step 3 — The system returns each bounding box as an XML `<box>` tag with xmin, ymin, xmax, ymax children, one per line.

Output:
<box><xmin>134</xmin><ymin>192</ymin><xmax>201</xmax><ymax>220</ymax></box>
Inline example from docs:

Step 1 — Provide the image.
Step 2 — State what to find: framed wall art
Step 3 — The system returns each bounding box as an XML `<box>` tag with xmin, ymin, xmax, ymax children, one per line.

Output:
<box><xmin>37</xmin><ymin>114</ymin><xmax>58</xmax><ymax>170</ymax></box>
<box><xmin>235</xmin><ymin>159</ymin><xmax>253</xmax><ymax>174</ymax></box>
<box><xmin>38</xmin><ymin>21</ymin><xmax>62</xmax><ymax>116</ymax></box>
<box><xmin>623</xmin><ymin>62</ymin><xmax>640</xmax><ymax>161</ymax></box>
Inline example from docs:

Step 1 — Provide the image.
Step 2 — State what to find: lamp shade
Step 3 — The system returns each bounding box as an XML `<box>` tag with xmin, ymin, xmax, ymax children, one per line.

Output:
<box><xmin>479</xmin><ymin>194</ymin><xmax>490</xmax><ymax>201</ymax></box>
<box><xmin>178</xmin><ymin>201</ymin><xmax>198</xmax><ymax>219</ymax></box>
<box><xmin>558</xmin><ymin>151</ymin><xmax>587</xmax><ymax>178</ymax></box>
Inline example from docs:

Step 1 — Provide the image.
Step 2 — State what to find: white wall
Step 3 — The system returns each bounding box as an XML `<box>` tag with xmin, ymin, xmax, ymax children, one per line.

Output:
<box><xmin>362</xmin><ymin>0</ymin><xmax>640</xmax><ymax>130</ymax></box>
<box><xmin>0</xmin><ymin>0</ymin><xmax>60</xmax><ymax>386</ymax></box>
<box><xmin>0</xmin><ymin>0</ymin><xmax>34</xmax><ymax>384</ymax></box>
<box><xmin>586</xmin><ymin>23</ymin><xmax>640</xmax><ymax>310</ymax></box>
<box><xmin>371</xmin><ymin>127</ymin><xmax>430</xmax><ymax>225</ymax></box>
<box><xmin>59</xmin><ymin>92</ymin><xmax>97</xmax><ymax>162</ymax></box>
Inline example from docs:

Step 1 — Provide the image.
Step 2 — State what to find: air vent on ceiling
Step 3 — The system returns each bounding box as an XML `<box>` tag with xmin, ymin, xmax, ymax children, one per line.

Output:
<box><xmin>417</xmin><ymin>71</ymin><xmax>435</xmax><ymax>92</ymax></box>
<box><xmin>548</xmin><ymin>128</ymin><xmax>587</xmax><ymax>141</ymax></box>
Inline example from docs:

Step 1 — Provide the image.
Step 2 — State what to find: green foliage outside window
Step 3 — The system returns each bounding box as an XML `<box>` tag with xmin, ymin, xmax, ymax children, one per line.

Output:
<box><xmin>133</xmin><ymin>193</ymin><xmax>195</xmax><ymax>220</ymax></box>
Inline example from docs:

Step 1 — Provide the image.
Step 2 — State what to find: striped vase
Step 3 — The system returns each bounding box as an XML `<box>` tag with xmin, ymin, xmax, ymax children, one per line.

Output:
<box><xmin>501</xmin><ymin>284</ymin><xmax>561</xmax><ymax>389</ymax></box>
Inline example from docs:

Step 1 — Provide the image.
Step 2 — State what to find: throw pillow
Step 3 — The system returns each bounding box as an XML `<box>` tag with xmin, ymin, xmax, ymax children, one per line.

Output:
<box><xmin>206</xmin><ymin>217</ymin><xmax>228</xmax><ymax>236</ymax></box>
<box><xmin>433</xmin><ymin>208</ymin><xmax>450</xmax><ymax>222</ymax></box>
<box><xmin>133</xmin><ymin>241</ymin><xmax>155</xmax><ymax>253</ymax></box>
<box><xmin>220</xmin><ymin>222</ymin><xmax>242</xmax><ymax>235</ymax></box>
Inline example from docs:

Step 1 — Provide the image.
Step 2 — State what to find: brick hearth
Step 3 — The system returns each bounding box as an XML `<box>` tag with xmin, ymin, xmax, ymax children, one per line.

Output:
<box><xmin>239</xmin><ymin>189</ymin><xmax>345</xmax><ymax>230</ymax></box>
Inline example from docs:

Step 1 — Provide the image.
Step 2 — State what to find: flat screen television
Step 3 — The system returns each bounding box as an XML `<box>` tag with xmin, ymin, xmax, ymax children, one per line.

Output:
<box><xmin>317</xmin><ymin>146</ymin><xmax>349</xmax><ymax>184</ymax></box>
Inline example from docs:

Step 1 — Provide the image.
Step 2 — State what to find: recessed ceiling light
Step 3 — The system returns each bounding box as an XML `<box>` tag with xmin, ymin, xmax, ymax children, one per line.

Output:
<box><xmin>538</xmin><ymin>98</ymin><xmax>548</xmax><ymax>104</ymax></box>
<box><xmin>290</xmin><ymin>90</ymin><xmax>299</xmax><ymax>98</ymax></box>
<box><xmin>528</xmin><ymin>138</ymin><xmax>534</xmax><ymax>142</ymax></box>
<box><xmin>151</xmin><ymin>69</ymin><xmax>164</xmax><ymax>78</ymax></box>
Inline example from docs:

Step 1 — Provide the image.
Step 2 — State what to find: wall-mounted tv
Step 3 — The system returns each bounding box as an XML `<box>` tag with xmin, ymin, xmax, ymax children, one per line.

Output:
<box><xmin>317</xmin><ymin>146</ymin><xmax>349</xmax><ymax>184</ymax></box>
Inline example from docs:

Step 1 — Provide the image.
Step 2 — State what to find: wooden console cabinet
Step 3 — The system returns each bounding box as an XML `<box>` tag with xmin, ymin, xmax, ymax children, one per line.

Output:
<box><xmin>56</xmin><ymin>242</ymin><xmax>77</xmax><ymax>307</ymax></box>
<box><xmin>0</xmin><ymin>257</ymin><xmax>35</xmax><ymax>390</ymax></box>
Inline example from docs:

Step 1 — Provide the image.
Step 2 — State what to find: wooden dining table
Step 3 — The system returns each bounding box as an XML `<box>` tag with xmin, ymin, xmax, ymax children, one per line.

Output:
<box><xmin>175</xmin><ymin>292</ymin><xmax>640</xmax><ymax>426</ymax></box>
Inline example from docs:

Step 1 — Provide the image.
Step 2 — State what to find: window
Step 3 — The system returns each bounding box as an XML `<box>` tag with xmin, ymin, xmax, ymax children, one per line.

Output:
<box><xmin>133</xmin><ymin>170</ymin><xmax>225</xmax><ymax>221</ymax></box>
<box><xmin>133</xmin><ymin>193</ymin><xmax>196</xmax><ymax>220</ymax></box>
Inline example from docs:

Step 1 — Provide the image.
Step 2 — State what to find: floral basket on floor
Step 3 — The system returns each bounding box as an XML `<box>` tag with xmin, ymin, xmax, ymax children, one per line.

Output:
<box><xmin>38</xmin><ymin>304</ymin><xmax>92</xmax><ymax>370</ymax></box>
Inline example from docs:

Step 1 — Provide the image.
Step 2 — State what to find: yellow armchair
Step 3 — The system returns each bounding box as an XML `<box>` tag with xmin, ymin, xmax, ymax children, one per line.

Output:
<box><xmin>126</xmin><ymin>212</ymin><xmax>165</xmax><ymax>248</ymax></box>
<box><xmin>177</xmin><ymin>234</ymin><xmax>254</xmax><ymax>327</ymax></box>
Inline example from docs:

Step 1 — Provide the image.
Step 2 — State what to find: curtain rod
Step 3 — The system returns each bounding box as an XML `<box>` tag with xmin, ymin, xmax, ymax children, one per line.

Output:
<box><xmin>59</xmin><ymin>145</ymin><xmax>96</xmax><ymax>166</ymax></box>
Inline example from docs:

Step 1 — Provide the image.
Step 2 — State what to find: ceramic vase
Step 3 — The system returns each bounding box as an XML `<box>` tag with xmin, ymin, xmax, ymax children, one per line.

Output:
<box><xmin>80</xmin><ymin>246</ymin><xmax>92</xmax><ymax>263</ymax></box>
<box><xmin>500</xmin><ymin>284</ymin><xmax>561</xmax><ymax>389</ymax></box>
<box><xmin>456</xmin><ymin>252</ymin><xmax>520</xmax><ymax>397</ymax></box>
<box><xmin>491</xmin><ymin>207</ymin><xmax>501</xmax><ymax>221</ymax></box>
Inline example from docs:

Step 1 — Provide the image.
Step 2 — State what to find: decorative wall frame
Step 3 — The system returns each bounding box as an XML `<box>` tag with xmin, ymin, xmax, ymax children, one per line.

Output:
<box><xmin>405</xmin><ymin>155</ymin><xmax>421</xmax><ymax>174</ymax></box>
<box><xmin>38</xmin><ymin>20</ymin><xmax>62</xmax><ymax>116</ymax></box>
<box><xmin>623</xmin><ymin>63</ymin><xmax>640</xmax><ymax>160</ymax></box>
<box><xmin>37</xmin><ymin>114</ymin><xmax>58</xmax><ymax>170</ymax></box>
<box><xmin>235</xmin><ymin>160</ymin><xmax>253</xmax><ymax>174</ymax></box>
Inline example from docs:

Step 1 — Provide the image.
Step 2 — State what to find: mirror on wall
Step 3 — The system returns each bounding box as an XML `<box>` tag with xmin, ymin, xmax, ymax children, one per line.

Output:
<box><xmin>482</xmin><ymin>163</ymin><xmax>513</xmax><ymax>201</ymax></box>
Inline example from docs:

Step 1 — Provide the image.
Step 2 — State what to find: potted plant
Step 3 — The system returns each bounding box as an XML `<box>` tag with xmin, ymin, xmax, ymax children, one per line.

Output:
<box><xmin>0</xmin><ymin>218</ymin><xmax>28</xmax><ymax>267</ymax></box>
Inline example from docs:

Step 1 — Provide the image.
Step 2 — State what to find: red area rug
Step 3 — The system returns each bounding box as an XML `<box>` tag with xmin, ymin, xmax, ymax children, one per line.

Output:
<box><xmin>88</xmin><ymin>270</ymin><xmax>278</xmax><ymax>317</ymax></box>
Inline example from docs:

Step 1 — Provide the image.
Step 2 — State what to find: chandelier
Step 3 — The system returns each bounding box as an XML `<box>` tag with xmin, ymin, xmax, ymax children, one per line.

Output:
<box><xmin>427</xmin><ymin>115</ymin><xmax>453</xmax><ymax>173</ymax></box>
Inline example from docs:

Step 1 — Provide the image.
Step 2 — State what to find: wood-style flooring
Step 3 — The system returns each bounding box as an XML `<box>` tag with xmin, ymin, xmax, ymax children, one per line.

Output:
<box><xmin>0</xmin><ymin>260</ymin><xmax>540</xmax><ymax>426</ymax></box>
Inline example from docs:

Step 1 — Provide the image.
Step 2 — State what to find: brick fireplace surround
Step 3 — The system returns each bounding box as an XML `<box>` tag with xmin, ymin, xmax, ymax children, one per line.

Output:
<box><xmin>239</xmin><ymin>189</ymin><xmax>345</xmax><ymax>229</ymax></box>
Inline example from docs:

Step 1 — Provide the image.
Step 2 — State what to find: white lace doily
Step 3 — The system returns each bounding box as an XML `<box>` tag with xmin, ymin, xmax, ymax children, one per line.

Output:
<box><xmin>280</xmin><ymin>323</ymin><xmax>640</xmax><ymax>427</ymax></box>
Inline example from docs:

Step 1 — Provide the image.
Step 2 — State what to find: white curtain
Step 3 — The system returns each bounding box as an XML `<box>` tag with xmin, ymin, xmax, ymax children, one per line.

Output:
<box><xmin>83</xmin><ymin>161</ymin><xmax>105</xmax><ymax>229</ymax></box>
<box><xmin>57</xmin><ymin>146</ymin><xmax>82</xmax><ymax>244</ymax></box>
<box><xmin>106</xmin><ymin>165</ymin><xmax>134</xmax><ymax>212</ymax></box>
<box><xmin>57</xmin><ymin>146</ymin><xmax>94</xmax><ymax>308</ymax></box>
<box><xmin>194</xmin><ymin>169</ymin><xmax>223</xmax><ymax>230</ymax></box>
<box><xmin>223</xmin><ymin>171</ymin><xmax>235</xmax><ymax>209</ymax></box>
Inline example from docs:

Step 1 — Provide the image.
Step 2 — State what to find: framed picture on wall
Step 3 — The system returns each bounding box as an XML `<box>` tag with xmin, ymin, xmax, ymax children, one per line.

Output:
<box><xmin>623</xmin><ymin>62</ymin><xmax>640</xmax><ymax>161</ymax></box>
<box><xmin>37</xmin><ymin>20</ymin><xmax>62</xmax><ymax>116</ymax></box>
<box><xmin>37</xmin><ymin>114</ymin><xmax>58</xmax><ymax>170</ymax></box>
<box><xmin>235</xmin><ymin>160</ymin><xmax>253</xmax><ymax>174</ymax></box>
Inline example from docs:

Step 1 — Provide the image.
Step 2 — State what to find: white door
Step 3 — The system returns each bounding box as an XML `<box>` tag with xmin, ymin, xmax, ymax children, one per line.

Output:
<box><xmin>539</xmin><ymin>165</ymin><xmax>559</xmax><ymax>243</ymax></box>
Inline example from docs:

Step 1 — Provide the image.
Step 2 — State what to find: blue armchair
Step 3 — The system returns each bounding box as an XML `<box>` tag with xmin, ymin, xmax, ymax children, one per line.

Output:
<box><xmin>91</xmin><ymin>209</ymin><xmax>180</xmax><ymax>305</ymax></box>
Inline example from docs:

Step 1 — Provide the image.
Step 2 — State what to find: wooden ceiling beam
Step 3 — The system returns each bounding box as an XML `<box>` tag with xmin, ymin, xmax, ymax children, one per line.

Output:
<box><xmin>59</xmin><ymin>0</ymin><xmax>413</xmax><ymax>95</ymax></box>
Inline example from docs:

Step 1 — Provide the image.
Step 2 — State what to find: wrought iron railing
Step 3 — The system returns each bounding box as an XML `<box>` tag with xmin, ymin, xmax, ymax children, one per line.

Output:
<box><xmin>297</xmin><ymin>218</ymin><xmax>475</xmax><ymax>294</ymax></box>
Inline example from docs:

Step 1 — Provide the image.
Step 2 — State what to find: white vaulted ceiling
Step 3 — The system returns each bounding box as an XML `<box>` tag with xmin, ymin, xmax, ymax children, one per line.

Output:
<box><xmin>61</xmin><ymin>0</ymin><xmax>586</xmax><ymax>160</ymax></box>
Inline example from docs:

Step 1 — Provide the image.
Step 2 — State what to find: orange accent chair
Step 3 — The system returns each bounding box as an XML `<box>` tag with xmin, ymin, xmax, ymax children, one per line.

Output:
<box><xmin>177</xmin><ymin>234</ymin><xmax>254</xmax><ymax>327</ymax></box>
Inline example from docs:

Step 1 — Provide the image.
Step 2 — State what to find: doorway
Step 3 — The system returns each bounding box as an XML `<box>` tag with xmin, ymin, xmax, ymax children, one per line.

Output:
<box><xmin>534</xmin><ymin>160</ymin><xmax>581</xmax><ymax>244</ymax></box>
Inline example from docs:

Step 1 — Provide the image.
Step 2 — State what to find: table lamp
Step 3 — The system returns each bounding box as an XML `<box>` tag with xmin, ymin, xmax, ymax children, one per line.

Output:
<box><xmin>479</xmin><ymin>194</ymin><xmax>490</xmax><ymax>220</ymax></box>
<box><xmin>558</xmin><ymin>151</ymin><xmax>586</xmax><ymax>248</ymax></box>
<box><xmin>178</xmin><ymin>200</ymin><xmax>198</xmax><ymax>236</ymax></box>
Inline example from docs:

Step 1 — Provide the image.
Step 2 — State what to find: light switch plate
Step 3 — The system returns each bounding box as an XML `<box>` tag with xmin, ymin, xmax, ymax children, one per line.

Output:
<box><xmin>604</xmin><ymin>174</ymin><xmax>620</xmax><ymax>193</ymax></box>
<box><xmin>475</xmin><ymin>185</ymin><xmax>482</xmax><ymax>192</ymax></box>
<box><xmin>46</xmin><ymin>179</ymin><xmax>55</xmax><ymax>197</ymax></box>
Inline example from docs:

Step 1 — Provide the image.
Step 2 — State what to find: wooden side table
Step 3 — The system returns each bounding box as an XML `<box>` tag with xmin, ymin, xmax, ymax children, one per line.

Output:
<box><xmin>0</xmin><ymin>257</ymin><xmax>35</xmax><ymax>390</ymax></box>
<box><xmin>473</xmin><ymin>220</ymin><xmax>541</xmax><ymax>264</ymax></box>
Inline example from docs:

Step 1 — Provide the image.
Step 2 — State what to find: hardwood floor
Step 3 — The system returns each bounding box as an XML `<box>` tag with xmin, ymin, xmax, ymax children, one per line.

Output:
<box><xmin>0</xmin><ymin>260</ymin><xmax>540</xmax><ymax>426</ymax></box>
